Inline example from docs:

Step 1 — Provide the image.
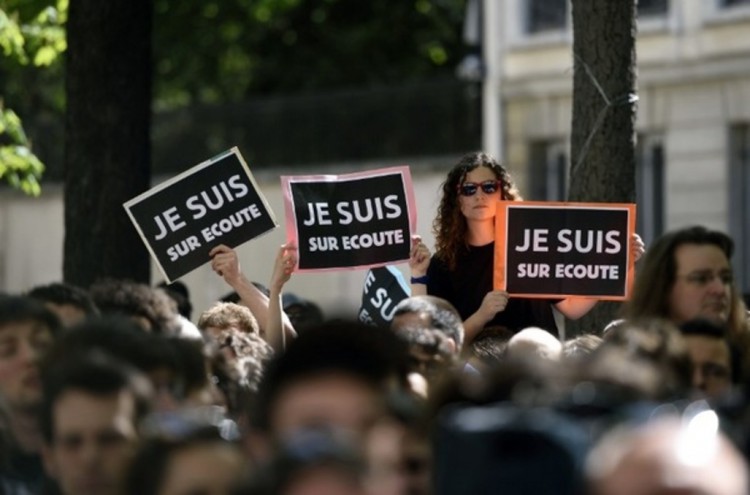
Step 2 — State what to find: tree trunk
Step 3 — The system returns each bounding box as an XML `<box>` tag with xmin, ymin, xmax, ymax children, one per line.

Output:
<box><xmin>63</xmin><ymin>0</ymin><xmax>152</xmax><ymax>287</ymax></box>
<box><xmin>566</xmin><ymin>0</ymin><xmax>637</xmax><ymax>337</ymax></box>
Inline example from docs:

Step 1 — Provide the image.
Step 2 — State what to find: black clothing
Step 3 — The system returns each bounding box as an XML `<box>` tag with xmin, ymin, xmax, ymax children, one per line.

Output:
<box><xmin>427</xmin><ymin>242</ymin><xmax>559</xmax><ymax>335</ymax></box>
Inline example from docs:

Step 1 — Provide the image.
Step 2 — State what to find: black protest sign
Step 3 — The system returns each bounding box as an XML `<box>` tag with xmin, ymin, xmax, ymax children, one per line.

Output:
<box><xmin>124</xmin><ymin>147</ymin><xmax>277</xmax><ymax>282</ymax></box>
<box><xmin>282</xmin><ymin>167</ymin><xmax>416</xmax><ymax>271</ymax></box>
<box><xmin>358</xmin><ymin>265</ymin><xmax>411</xmax><ymax>327</ymax></box>
<box><xmin>494</xmin><ymin>201</ymin><xmax>636</xmax><ymax>299</ymax></box>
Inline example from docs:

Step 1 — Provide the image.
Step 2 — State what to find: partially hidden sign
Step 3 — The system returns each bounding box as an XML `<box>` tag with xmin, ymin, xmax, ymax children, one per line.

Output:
<box><xmin>494</xmin><ymin>201</ymin><xmax>637</xmax><ymax>300</ymax></box>
<box><xmin>124</xmin><ymin>147</ymin><xmax>277</xmax><ymax>282</ymax></box>
<box><xmin>282</xmin><ymin>167</ymin><xmax>416</xmax><ymax>271</ymax></box>
<box><xmin>358</xmin><ymin>265</ymin><xmax>411</xmax><ymax>327</ymax></box>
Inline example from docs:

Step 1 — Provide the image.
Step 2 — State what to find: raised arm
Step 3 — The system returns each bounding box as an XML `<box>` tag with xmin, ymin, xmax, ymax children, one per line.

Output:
<box><xmin>409</xmin><ymin>235</ymin><xmax>431</xmax><ymax>296</ymax></box>
<box><xmin>463</xmin><ymin>290</ymin><xmax>509</xmax><ymax>342</ymax></box>
<box><xmin>209</xmin><ymin>244</ymin><xmax>297</xmax><ymax>344</ymax></box>
<box><xmin>554</xmin><ymin>233</ymin><xmax>645</xmax><ymax>320</ymax></box>
<box><xmin>267</xmin><ymin>243</ymin><xmax>298</xmax><ymax>352</ymax></box>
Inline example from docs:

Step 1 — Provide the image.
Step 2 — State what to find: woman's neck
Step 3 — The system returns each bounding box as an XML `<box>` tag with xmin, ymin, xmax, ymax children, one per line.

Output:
<box><xmin>466</xmin><ymin>218</ymin><xmax>495</xmax><ymax>246</ymax></box>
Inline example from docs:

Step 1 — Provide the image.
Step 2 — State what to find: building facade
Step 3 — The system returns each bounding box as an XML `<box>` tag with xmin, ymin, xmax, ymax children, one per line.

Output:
<box><xmin>482</xmin><ymin>0</ymin><xmax>750</xmax><ymax>294</ymax></box>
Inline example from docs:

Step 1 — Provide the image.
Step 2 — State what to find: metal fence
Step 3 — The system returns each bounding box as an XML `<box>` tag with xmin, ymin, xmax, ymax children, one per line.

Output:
<box><xmin>152</xmin><ymin>78</ymin><xmax>481</xmax><ymax>172</ymax></box>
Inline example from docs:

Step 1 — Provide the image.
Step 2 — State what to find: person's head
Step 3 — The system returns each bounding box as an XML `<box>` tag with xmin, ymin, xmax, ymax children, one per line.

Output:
<box><xmin>469</xmin><ymin>325</ymin><xmax>513</xmax><ymax>369</ymax></box>
<box><xmin>237</xmin><ymin>428</ymin><xmax>367</xmax><ymax>495</ymax></box>
<box><xmin>0</xmin><ymin>295</ymin><xmax>60</xmax><ymax>412</ymax></box>
<box><xmin>625</xmin><ymin>226</ymin><xmax>741</xmax><ymax>331</ymax></box>
<box><xmin>589</xmin><ymin>318</ymin><xmax>692</xmax><ymax>401</ymax></box>
<box><xmin>363</xmin><ymin>391</ymin><xmax>431</xmax><ymax>495</ymax></box>
<box><xmin>283</xmin><ymin>294</ymin><xmax>324</xmax><ymax>334</ymax></box>
<box><xmin>27</xmin><ymin>282</ymin><xmax>99</xmax><ymax>327</ymax></box>
<box><xmin>157</xmin><ymin>281</ymin><xmax>193</xmax><ymax>321</ymax></box>
<box><xmin>41</xmin><ymin>352</ymin><xmax>153</xmax><ymax>495</ymax></box>
<box><xmin>679</xmin><ymin>319</ymin><xmax>734</xmax><ymax>400</ymax></box>
<box><xmin>89</xmin><ymin>279</ymin><xmax>180</xmax><ymax>334</ymax></box>
<box><xmin>433</xmin><ymin>151</ymin><xmax>522</xmax><ymax>269</ymax></box>
<box><xmin>391</xmin><ymin>296</ymin><xmax>464</xmax><ymax>380</ymax></box>
<box><xmin>587</xmin><ymin>416</ymin><xmax>749</xmax><ymax>495</ymax></box>
<box><xmin>198</xmin><ymin>302</ymin><xmax>260</xmax><ymax>339</ymax></box>
<box><xmin>139</xmin><ymin>336</ymin><xmax>219</xmax><ymax>413</ymax></box>
<box><xmin>209</xmin><ymin>327</ymin><xmax>274</xmax><ymax>395</ymax></box>
<box><xmin>252</xmin><ymin>321</ymin><xmax>409</xmax><ymax>442</ymax></box>
<box><xmin>562</xmin><ymin>333</ymin><xmax>603</xmax><ymax>361</ymax></box>
<box><xmin>506</xmin><ymin>327</ymin><xmax>562</xmax><ymax>362</ymax></box>
<box><xmin>126</xmin><ymin>425</ymin><xmax>245</xmax><ymax>495</ymax></box>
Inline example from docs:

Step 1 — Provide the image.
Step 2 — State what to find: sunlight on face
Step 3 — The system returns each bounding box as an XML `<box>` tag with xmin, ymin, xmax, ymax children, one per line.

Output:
<box><xmin>457</xmin><ymin>167</ymin><xmax>502</xmax><ymax>223</ymax></box>
<box><xmin>668</xmin><ymin>244</ymin><xmax>732</xmax><ymax>325</ymax></box>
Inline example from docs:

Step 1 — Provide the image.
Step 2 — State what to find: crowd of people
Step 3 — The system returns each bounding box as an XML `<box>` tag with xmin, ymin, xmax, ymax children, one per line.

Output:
<box><xmin>0</xmin><ymin>151</ymin><xmax>748</xmax><ymax>494</ymax></box>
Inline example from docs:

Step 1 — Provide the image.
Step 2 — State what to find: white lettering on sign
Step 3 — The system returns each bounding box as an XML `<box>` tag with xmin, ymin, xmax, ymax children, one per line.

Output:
<box><xmin>185</xmin><ymin>174</ymin><xmax>249</xmax><ymax>220</ymax></box>
<box><xmin>554</xmin><ymin>264</ymin><xmax>620</xmax><ymax>280</ymax></box>
<box><xmin>153</xmin><ymin>206</ymin><xmax>187</xmax><ymax>241</ymax></box>
<box><xmin>514</xmin><ymin>228</ymin><xmax>622</xmax><ymax>254</ymax></box>
<box><xmin>556</xmin><ymin>229</ymin><xmax>621</xmax><ymax>254</ymax></box>
<box><xmin>301</xmin><ymin>195</ymin><xmax>402</xmax><ymax>227</ymax></box>
<box><xmin>336</xmin><ymin>196</ymin><xmax>402</xmax><ymax>225</ymax></box>
<box><xmin>517</xmin><ymin>263</ymin><xmax>551</xmax><ymax>278</ymax></box>
<box><xmin>199</xmin><ymin>204</ymin><xmax>262</xmax><ymax>243</ymax></box>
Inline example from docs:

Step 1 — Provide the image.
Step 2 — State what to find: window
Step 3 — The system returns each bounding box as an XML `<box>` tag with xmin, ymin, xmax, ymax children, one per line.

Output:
<box><xmin>729</xmin><ymin>124</ymin><xmax>750</xmax><ymax>294</ymax></box>
<box><xmin>722</xmin><ymin>0</ymin><xmax>750</xmax><ymax>6</ymax></box>
<box><xmin>527</xmin><ymin>0</ymin><xmax>567</xmax><ymax>33</ymax></box>
<box><xmin>635</xmin><ymin>134</ymin><xmax>665</xmax><ymax>246</ymax></box>
<box><xmin>529</xmin><ymin>140</ymin><xmax>568</xmax><ymax>201</ymax></box>
<box><xmin>638</xmin><ymin>0</ymin><xmax>668</xmax><ymax>16</ymax></box>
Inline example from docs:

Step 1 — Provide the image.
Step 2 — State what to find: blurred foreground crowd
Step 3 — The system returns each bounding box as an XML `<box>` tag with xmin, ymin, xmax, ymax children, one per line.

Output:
<box><xmin>0</xmin><ymin>222</ymin><xmax>749</xmax><ymax>495</ymax></box>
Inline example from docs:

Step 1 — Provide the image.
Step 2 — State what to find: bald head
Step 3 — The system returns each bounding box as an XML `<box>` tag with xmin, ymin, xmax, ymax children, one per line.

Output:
<box><xmin>506</xmin><ymin>327</ymin><xmax>561</xmax><ymax>362</ymax></box>
<box><xmin>587</xmin><ymin>416</ymin><xmax>748</xmax><ymax>495</ymax></box>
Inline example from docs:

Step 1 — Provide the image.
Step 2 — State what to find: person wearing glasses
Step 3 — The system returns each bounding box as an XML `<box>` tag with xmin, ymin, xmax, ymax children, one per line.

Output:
<box><xmin>624</xmin><ymin>225</ymin><xmax>749</xmax><ymax>377</ymax></box>
<box><xmin>408</xmin><ymin>151</ymin><xmax>639</xmax><ymax>342</ymax></box>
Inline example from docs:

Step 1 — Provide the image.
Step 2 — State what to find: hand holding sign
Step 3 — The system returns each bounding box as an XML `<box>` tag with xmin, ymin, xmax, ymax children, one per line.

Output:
<box><xmin>282</xmin><ymin>166</ymin><xmax>417</xmax><ymax>271</ymax></box>
<box><xmin>631</xmin><ymin>233</ymin><xmax>645</xmax><ymax>262</ymax></box>
<box><xmin>209</xmin><ymin>244</ymin><xmax>242</xmax><ymax>286</ymax></box>
<box><xmin>478</xmin><ymin>290</ymin><xmax>509</xmax><ymax>322</ymax></box>
<box><xmin>124</xmin><ymin>147</ymin><xmax>277</xmax><ymax>282</ymax></box>
<box><xmin>494</xmin><ymin>201</ymin><xmax>637</xmax><ymax>299</ymax></box>
<box><xmin>408</xmin><ymin>235</ymin><xmax>431</xmax><ymax>277</ymax></box>
<box><xmin>270</xmin><ymin>243</ymin><xmax>298</xmax><ymax>293</ymax></box>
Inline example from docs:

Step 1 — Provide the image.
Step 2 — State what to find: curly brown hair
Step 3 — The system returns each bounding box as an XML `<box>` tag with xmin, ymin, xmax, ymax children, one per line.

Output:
<box><xmin>197</xmin><ymin>302</ymin><xmax>259</xmax><ymax>335</ymax></box>
<box><xmin>432</xmin><ymin>152</ymin><xmax>521</xmax><ymax>270</ymax></box>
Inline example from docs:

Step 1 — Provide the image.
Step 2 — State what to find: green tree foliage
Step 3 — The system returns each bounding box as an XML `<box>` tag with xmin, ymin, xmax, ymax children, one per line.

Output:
<box><xmin>153</xmin><ymin>0</ymin><xmax>467</xmax><ymax>109</ymax></box>
<box><xmin>0</xmin><ymin>0</ymin><xmax>67</xmax><ymax>195</ymax></box>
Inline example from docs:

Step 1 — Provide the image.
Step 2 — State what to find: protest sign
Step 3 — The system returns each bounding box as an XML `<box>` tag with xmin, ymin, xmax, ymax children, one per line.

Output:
<box><xmin>494</xmin><ymin>201</ymin><xmax>637</xmax><ymax>299</ymax></box>
<box><xmin>358</xmin><ymin>265</ymin><xmax>411</xmax><ymax>327</ymax></box>
<box><xmin>124</xmin><ymin>147</ymin><xmax>277</xmax><ymax>282</ymax></box>
<box><xmin>282</xmin><ymin>166</ymin><xmax>416</xmax><ymax>271</ymax></box>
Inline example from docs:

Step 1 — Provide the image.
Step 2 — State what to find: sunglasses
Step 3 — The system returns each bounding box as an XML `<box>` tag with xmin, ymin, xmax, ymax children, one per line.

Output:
<box><xmin>458</xmin><ymin>180</ymin><xmax>502</xmax><ymax>196</ymax></box>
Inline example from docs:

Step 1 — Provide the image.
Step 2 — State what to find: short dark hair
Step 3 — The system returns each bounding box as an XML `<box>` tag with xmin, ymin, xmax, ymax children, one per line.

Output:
<box><xmin>157</xmin><ymin>281</ymin><xmax>193</xmax><ymax>320</ymax></box>
<box><xmin>0</xmin><ymin>295</ymin><xmax>61</xmax><ymax>335</ymax></box>
<box><xmin>679</xmin><ymin>318</ymin><xmax>739</xmax><ymax>383</ymax></box>
<box><xmin>252</xmin><ymin>321</ymin><xmax>409</xmax><ymax>431</ymax></box>
<box><xmin>679</xmin><ymin>318</ymin><xmax>728</xmax><ymax>340</ymax></box>
<box><xmin>27</xmin><ymin>282</ymin><xmax>99</xmax><ymax>317</ymax></box>
<box><xmin>89</xmin><ymin>279</ymin><xmax>179</xmax><ymax>334</ymax></box>
<box><xmin>41</xmin><ymin>351</ymin><xmax>152</xmax><ymax>443</ymax></box>
<box><xmin>392</xmin><ymin>295</ymin><xmax>464</xmax><ymax>349</ymax></box>
<box><xmin>44</xmin><ymin>316</ymin><xmax>155</xmax><ymax>372</ymax></box>
<box><xmin>126</xmin><ymin>425</ymin><xmax>238</xmax><ymax>495</ymax></box>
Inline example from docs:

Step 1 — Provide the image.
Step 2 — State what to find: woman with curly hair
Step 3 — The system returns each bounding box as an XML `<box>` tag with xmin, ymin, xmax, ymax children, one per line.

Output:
<box><xmin>409</xmin><ymin>152</ymin><xmax>623</xmax><ymax>342</ymax></box>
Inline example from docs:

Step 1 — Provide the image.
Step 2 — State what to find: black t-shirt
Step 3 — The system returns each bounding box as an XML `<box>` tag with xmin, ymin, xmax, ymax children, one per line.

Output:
<box><xmin>426</xmin><ymin>242</ymin><xmax>559</xmax><ymax>335</ymax></box>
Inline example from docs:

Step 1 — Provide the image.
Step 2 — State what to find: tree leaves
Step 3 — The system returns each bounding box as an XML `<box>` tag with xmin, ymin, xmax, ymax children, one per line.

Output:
<box><xmin>0</xmin><ymin>0</ymin><xmax>66</xmax><ymax>195</ymax></box>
